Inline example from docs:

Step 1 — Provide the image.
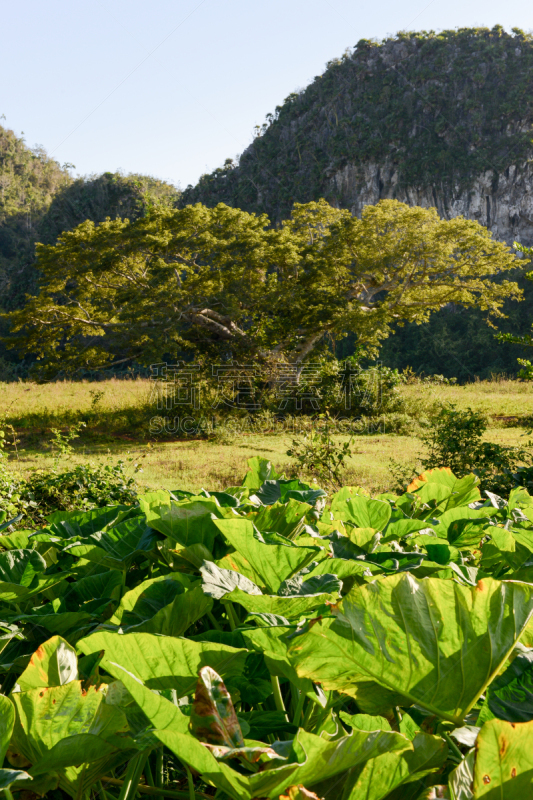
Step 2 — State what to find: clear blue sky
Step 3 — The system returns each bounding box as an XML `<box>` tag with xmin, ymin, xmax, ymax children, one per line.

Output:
<box><xmin>3</xmin><ymin>0</ymin><xmax>532</xmax><ymax>189</ymax></box>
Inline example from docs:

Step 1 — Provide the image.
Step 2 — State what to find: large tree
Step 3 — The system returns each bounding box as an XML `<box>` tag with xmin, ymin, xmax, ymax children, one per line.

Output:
<box><xmin>4</xmin><ymin>199</ymin><xmax>523</xmax><ymax>375</ymax></box>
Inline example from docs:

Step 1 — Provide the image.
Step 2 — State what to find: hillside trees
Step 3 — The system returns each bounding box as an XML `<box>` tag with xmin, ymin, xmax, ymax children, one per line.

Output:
<box><xmin>0</xmin><ymin>124</ymin><xmax>179</xmax><ymax>316</ymax></box>
<box><xmin>4</xmin><ymin>199</ymin><xmax>522</xmax><ymax>376</ymax></box>
<box><xmin>497</xmin><ymin>242</ymin><xmax>533</xmax><ymax>375</ymax></box>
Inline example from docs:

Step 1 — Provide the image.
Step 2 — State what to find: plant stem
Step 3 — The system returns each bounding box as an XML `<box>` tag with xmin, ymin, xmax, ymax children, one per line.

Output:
<box><xmin>98</xmin><ymin>780</ymin><xmax>117</xmax><ymax>800</ymax></box>
<box><xmin>225</xmin><ymin>601</ymin><xmax>238</xmax><ymax>631</ymax></box>
<box><xmin>271</xmin><ymin>675</ymin><xmax>289</xmax><ymax>721</ymax></box>
<box><xmin>120</xmin><ymin>568</ymin><xmax>128</xmax><ymax>601</ymax></box>
<box><xmin>393</xmin><ymin>706</ymin><xmax>402</xmax><ymax>730</ymax></box>
<box><xmin>207</xmin><ymin>611</ymin><xmax>222</xmax><ymax>631</ymax></box>
<box><xmin>144</xmin><ymin>760</ymin><xmax>155</xmax><ymax>788</ymax></box>
<box><xmin>292</xmin><ymin>689</ymin><xmax>306</xmax><ymax>727</ymax></box>
<box><xmin>442</xmin><ymin>731</ymin><xmax>464</xmax><ymax>761</ymax></box>
<box><xmin>155</xmin><ymin>747</ymin><xmax>163</xmax><ymax>788</ymax></box>
<box><xmin>117</xmin><ymin>758</ymin><xmax>139</xmax><ymax>800</ymax></box>
<box><xmin>102</xmin><ymin>778</ymin><xmax>210</xmax><ymax>800</ymax></box>
<box><xmin>4</xmin><ymin>789</ymin><xmax>15</xmax><ymax>800</ymax></box>
<box><xmin>75</xmin><ymin>764</ymin><xmax>87</xmax><ymax>800</ymax></box>
<box><xmin>302</xmin><ymin>698</ymin><xmax>314</xmax><ymax>731</ymax></box>
<box><xmin>117</xmin><ymin>752</ymin><xmax>149</xmax><ymax>800</ymax></box>
<box><xmin>184</xmin><ymin>766</ymin><xmax>195</xmax><ymax>800</ymax></box>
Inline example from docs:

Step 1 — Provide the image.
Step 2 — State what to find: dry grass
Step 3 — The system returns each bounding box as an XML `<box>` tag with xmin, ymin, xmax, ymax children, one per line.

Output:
<box><xmin>401</xmin><ymin>377</ymin><xmax>533</xmax><ymax>423</ymax></box>
<box><xmin>1</xmin><ymin>376</ymin><xmax>531</xmax><ymax>495</ymax></box>
<box><xmin>1</xmin><ymin>377</ymin><xmax>152</xmax><ymax>431</ymax></box>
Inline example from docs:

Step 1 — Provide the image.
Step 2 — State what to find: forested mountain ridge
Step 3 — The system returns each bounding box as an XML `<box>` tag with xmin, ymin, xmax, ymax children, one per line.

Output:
<box><xmin>0</xmin><ymin>124</ymin><xmax>179</xmax><ymax>312</ymax></box>
<box><xmin>0</xmin><ymin>126</ymin><xmax>71</xmax><ymax>307</ymax></box>
<box><xmin>183</xmin><ymin>26</ymin><xmax>533</xmax><ymax>246</ymax></box>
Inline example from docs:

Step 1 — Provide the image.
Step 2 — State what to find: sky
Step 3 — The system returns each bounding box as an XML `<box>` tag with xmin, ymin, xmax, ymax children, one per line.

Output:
<box><xmin>3</xmin><ymin>0</ymin><xmax>533</xmax><ymax>189</ymax></box>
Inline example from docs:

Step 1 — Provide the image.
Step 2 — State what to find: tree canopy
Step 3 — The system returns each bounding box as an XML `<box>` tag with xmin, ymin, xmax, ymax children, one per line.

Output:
<box><xmin>4</xmin><ymin>198</ymin><xmax>523</xmax><ymax>376</ymax></box>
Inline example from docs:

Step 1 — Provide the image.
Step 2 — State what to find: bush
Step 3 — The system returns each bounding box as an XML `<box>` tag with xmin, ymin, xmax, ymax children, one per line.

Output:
<box><xmin>420</xmin><ymin>404</ymin><xmax>533</xmax><ymax>493</ymax></box>
<box><xmin>0</xmin><ymin>460</ymin><xmax>139</xmax><ymax>526</ymax></box>
<box><xmin>0</xmin><ymin>420</ymin><xmax>139</xmax><ymax>525</ymax></box>
<box><xmin>287</xmin><ymin>416</ymin><xmax>355</xmax><ymax>488</ymax></box>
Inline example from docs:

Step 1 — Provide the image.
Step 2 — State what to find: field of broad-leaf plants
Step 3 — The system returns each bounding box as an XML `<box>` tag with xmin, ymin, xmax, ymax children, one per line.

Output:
<box><xmin>0</xmin><ymin>457</ymin><xmax>533</xmax><ymax>800</ymax></box>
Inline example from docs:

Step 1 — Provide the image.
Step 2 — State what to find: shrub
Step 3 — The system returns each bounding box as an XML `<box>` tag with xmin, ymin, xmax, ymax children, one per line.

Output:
<box><xmin>0</xmin><ymin>421</ymin><xmax>139</xmax><ymax>525</ymax></box>
<box><xmin>421</xmin><ymin>404</ymin><xmax>533</xmax><ymax>493</ymax></box>
<box><xmin>287</xmin><ymin>417</ymin><xmax>355</xmax><ymax>488</ymax></box>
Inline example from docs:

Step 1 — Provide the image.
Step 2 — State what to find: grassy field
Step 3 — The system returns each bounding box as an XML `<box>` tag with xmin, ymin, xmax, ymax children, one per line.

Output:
<box><xmin>1</xmin><ymin>376</ymin><xmax>531</xmax><ymax>494</ymax></box>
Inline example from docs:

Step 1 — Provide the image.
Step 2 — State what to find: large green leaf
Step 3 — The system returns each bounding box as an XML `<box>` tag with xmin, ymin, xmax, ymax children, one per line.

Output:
<box><xmin>105</xmin><ymin>574</ymin><xmax>210</xmax><ymax>636</ymax></box>
<box><xmin>331</xmin><ymin>495</ymin><xmax>392</xmax><ymax>532</ymax></box>
<box><xmin>278</xmin><ymin>573</ymin><xmax>342</xmax><ymax>597</ymax></box>
<box><xmin>473</xmin><ymin>719</ymin><xmax>533</xmax><ymax>798</ymax></box>
<box><xmin>45</xmin><ymin>506</ymin><xmax>132</xmax><ymax>537</ymax></box>
<box><xmin>28</xmin><ymin>734</ymin><xmax>124</xmax><ymax>775</ymax></box>
<box><xmin>0</xmin><ymin>549</ymin><xmax>46</xmax><ymax>585</ymax></box>
<box><xmin>226</xmin><ymin>587</ymin><xmax>335</xmax><ymax>619</ymax></box>
<box><xmin>241</xmin><ymin>457</ymin><xmax>281</xmax><ymax>490</ymax></box>
<box><xmin>240</xmin><ymin>627</ymin><xmax>314</xmax><ymax>697</ymax></box>
<box><xmin>229</xmin><ymin>728</ymin><xmax>412</xmax><ymax>800</ymax></box>
<box><xmin>253</xmin><ymin>501</ymin><xmax>312</xmax><ymax>539</ymax></box>
<box><xmin>9</xmin><ymin>637</ymin><xmax>138</xmax><ymax>800</ymax></box>
<box><xmin>131</xmin><ymin>585</ymin><xmax>213</xmax><ymax>637</ymax></box>
<box><xmin>109</xmin><ymin>574</ymin><xmax>187</xmax><ymax>626</ymax></box>
<box><xmin>481</xmin><ymin>528</ymin><xmax>533</xmax><ymax>572</ymax></box>
<box><xmin>0</xmin><ymin>769</ymin><xmax>32</xmax><ymax>790</ymax></box>
<box><xmin>225</xmin><ymin>650</ymin><xmax>273</xmax><ymax>705</ymax></box>
<box><xmin>405</xmin><ymin>469</ymin><xmax>481</xmax><ymax>511</ymax></box>
<box><xmin>0</xmin><ymin>572</ymin><xmax>81</xmax><ymax>603</ymax></box>
<box><xmin>253</xmin><ymin>479</ymin><xmax>321</xmax><ymax>508</ymax></box>
<box><xmin>314</xmin><ymin>730</ymin><xmax>447</xmax><ymax>800</ymax></box>
<box><xmin>11</xmin><ymin>682</ymin><xmax>136</xmax><ymax>799</ymax></box>
<box><xmin>66</xmin><ymin>517</ymin><xmax>159</xmax><ymax>569</ymax></box>
<box><xmin>15</xmin><ymin>635</ymin><xmax>78</xmax><ymax>691</ymax></box>
<box><xmin>433</xmin><ymin>507</ymin><xmax>497</xmax><ymax>540</ymax></box>
<box><xmin>288</xmin><ymin>574</ymin><xmax>533</xmax><ymax>724</ymax></box>
<box><xmin>78</xmin><ymin>631</ymin><xmax>248</xmax><ymax>694</ymax></box>
<box><xmin>66</xmin><ymin>568</ymin><xmax>123</xmax><ymax>604</ymax></box>
<box><xmin>214</xmin><ymin>519</ymin><xmax>321</xmax><ymax>593</ymax></box>
<box><xmin>0</xmin><ymin>531</ymin><xmax>32</xmax><ymax>551</ymax></box>
<box><xmin>239</xmin><ymin>710</ymin><xmax>297</xmax><ymax>740</ymax></box>
<box><xmin>304</xmin><ymin>558</ymin><xmax>373</xmax><ymax>582</ymax></box>
<box><xmin>253</xmin><ymin>479</ymin><xmax>305</xmax><ymax>505</ymax></box>
<box><xmin>0</xmin><ymin>694</ymin><xmax>15</xmax><ymax>763</ymax></box>
<box><xmin>382</xmin><ymin>518</ymin><xmax>434</xmax><ymax>541</ymax></box>
<box><xmin>485</xmin><ymin>648</ymin><xmax>533</xmax><ymax>723</ymax></box>
<box><xmin>340</xmin><ymin>712</ymin><xmax>391</xmax><ymax>732</ymax></box>
<box><xmin>156</xmin><ymin>704</ymin><xmax>411</xmax><ymax>800</ymax></box>
<box><xmin>200</xmin><ymin>561</ymin><xmax>263</xmax><ymax>599</ymax></box>
<box><xmin>12</xmin><ymin>608</ymin><xmax>94</xmax><ymax>638</ymax></box>
<box><xmin>139</xmin><ymin>492</ymin><xmax>221</xmax><ymax>551</ymax></box>
<box><xmin>98</xmin><ymin>661</ymin><xmax>241</xmax><ymax>799</ymax></box>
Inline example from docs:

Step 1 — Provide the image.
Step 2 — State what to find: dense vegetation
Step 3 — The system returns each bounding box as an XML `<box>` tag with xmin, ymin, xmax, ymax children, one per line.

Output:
<box><xmin>4</xmin><ymin>199</ymin><xmax>521</xmax><ymax>378</ymax></box>
<box><xmin>181</xmin><ymin>26</ymin><xmax>533</xmax><ymax>378</ymax></box>
<box><xmin>3</xmin><ymin>27</ymin><xmax>533</xmax><ymax>380</ymax></box>
<box><xmin>0</xmin><ymin>124</ymin><xmax>179</xmax><ymax>376</ymax></box>
<box><xmin>0</xmin><ymin>126</ymin><xmax>70</xmax><ymax>313</ymax></box>
<box><xmin>0</xmin><ymin>458</ymin><xmax>532</xmax><ymax>799</ymax></box>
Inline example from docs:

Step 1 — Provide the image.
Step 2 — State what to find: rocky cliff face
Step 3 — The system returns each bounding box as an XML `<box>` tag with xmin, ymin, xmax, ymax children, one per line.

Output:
<box><xmin>183</xmin><ymin>27</ymin><xmax>533</xmax><ymax>246</ymax></box>
<box><xmin>330</xmin><ymin>161</ymin><xmax>533</xmax><ymax>245</ymax></box>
